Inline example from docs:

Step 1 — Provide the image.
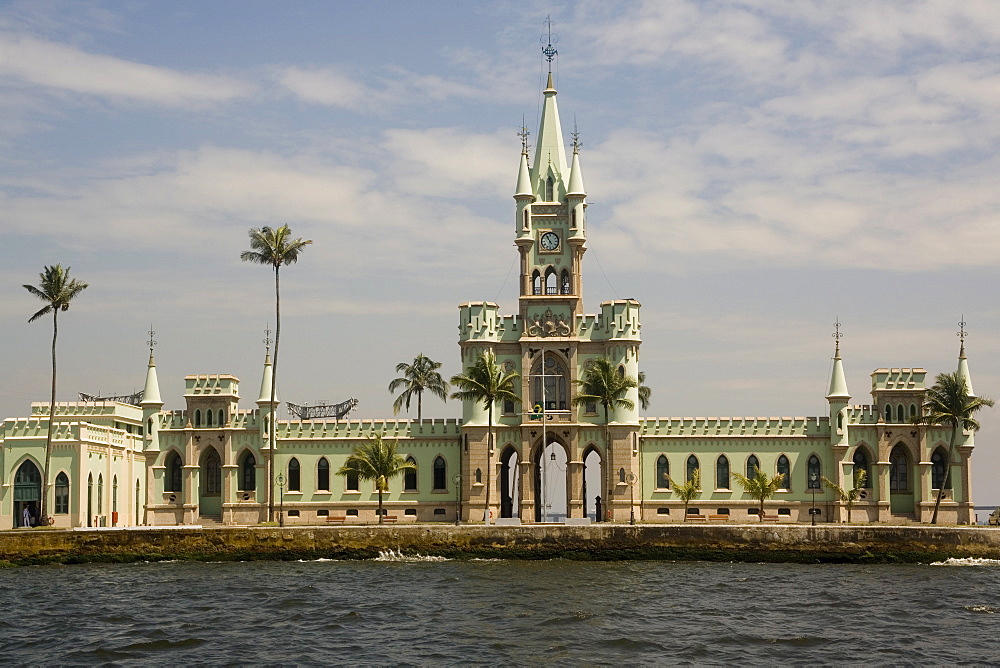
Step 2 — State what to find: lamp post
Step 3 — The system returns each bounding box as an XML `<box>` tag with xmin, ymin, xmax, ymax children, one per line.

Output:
<box><xmin>276</xmin><ymin>472</ymin><xmax>286</xmax><ymax>527</ymax></box>
<box><xmin>626</xmin><ymin>472</ymin><xmax>637</xmax><ymax>525</ymax></box>
<box><xmin>453</xmin><ymin>473</ymin><xmax>462</xmax><ymax>525</ymax></box>
<box><xmin>810</xmin><ymin>472</ymin><xmax>818</xmax><ymax>526</ymax></box>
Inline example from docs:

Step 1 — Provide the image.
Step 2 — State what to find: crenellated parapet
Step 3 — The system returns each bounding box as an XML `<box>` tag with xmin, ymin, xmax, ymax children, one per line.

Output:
<box><xmin>458</xmin><ymin>301</ymin><xmax>501</xmax><ymax>342</ymax></box>
<box><xmin>641</xmin><ymin>416</ymin><xmax>829</xmax><ymax>438</ymax></box>
<box><xmin>276</xmin><ymin>418</ymin><xmax>463</xmax><ymax>440</ymax></box>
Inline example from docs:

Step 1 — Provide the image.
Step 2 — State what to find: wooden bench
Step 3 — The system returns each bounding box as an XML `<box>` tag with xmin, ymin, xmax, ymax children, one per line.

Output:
<box><xmin>761</xmin><ymin>515</ymin><xmax>780</xmax><ymax>522</ymax></box>
<box><xmin>708</xmin><ymin>514</ymin><xmax>730</xmax><ymax>522</ymax></box>
<box><xmin>382</xmin><ymin>515</ymin><xmax>397</xmax><ymax>524</ymax></box>
<box><xmin>326</xmin><ymin>516</ymin><xmax>346</xmax><ymax>524</ymax></box>
<box><xmin>686</xmin><ymin>514</ymin><xmax>707</xmax><ymax>522</ymax></box>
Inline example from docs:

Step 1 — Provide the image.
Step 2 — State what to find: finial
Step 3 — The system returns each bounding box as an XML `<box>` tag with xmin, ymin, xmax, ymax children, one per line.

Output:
<box><xmin>832</xmin><ymin>317</ymin><xmax>843</xmax><ymax>355</ymax></box>
<box><xmin>263</xmin><ymin>326</ymin><xmax>273</xmax><ymax>355</ymax></box>
<box><xmin>541</xmin><ymin>15</ymin><xmax>559</xmax><ymax>71</ymax></box>
<box><xmin>571</xmin><ymin>117</ymin><xmax>581</xmax><ymax>154</ymax></box>
<box><xmin>957</xmin><ymin>315</ymin><xmax>967</xmax><ymax>357</ymax></box>
<box><xmin>147</xmin><ymin>325</ymin><xmax>157</xmax><ymax>353</ymax></box>
<box><xmin>518</xmin><ymin>116</ymin><xmax>531</xmax><ymax>155</ymax></box>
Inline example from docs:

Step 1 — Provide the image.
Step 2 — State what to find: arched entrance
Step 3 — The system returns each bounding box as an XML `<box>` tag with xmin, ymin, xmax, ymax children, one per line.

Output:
<box><xmin>199</xmin><ymin>448</ymin><xmax>222</xmax><ymax>517</ymax></box>
<box><xmin>582</xmin><ymin>446</ymin><xmax>604</xmax><ymax>521</ymax></box>
<box><xmin>500</xmin><ymin>446</ymin><xmax>520</xmax><ymax>518</ymax></box>
<box><xmin>533</xmin><ymin>436</ymin><xmax>568</xmax><ymax>523</ymax></box>
<box><xmin>13</xmin><ymin>460</ymin><xmax>41</xmax><ymax>528</ymax></box>
<box><xmin>889</xmin><ymin>443</ymin><xmax>914</xmax><ymax>514</ymax></box>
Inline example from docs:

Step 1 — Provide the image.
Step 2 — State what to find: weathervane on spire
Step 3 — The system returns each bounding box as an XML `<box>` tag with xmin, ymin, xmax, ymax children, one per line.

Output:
<box><xmin>957</xmin><ymin>315</ymin><xmax>967</xmax><ymax>355</ymax></box>
<box><xmin>263</xmin><ymin>326</ymin><xmax>273</xmax><ymax>355</ymax></box>
<box><xmin>147</xmin><ymin>325</ymin><xmax>156</xmax><ymax>353</ymax></box>
<box><xmin>832</xmin><ymin>317</ymin><xmax>843</xmax><ymax>354</ymax></box>
<box><xmin>541</xmin><ymin>15</ymin><xmax>559</xmax><ymax>70</ymax></box>
<box><xmin>518</xmin><ymin>115</ymin><xmax>531</xmax><ymax>155</ymax></box>
<box><xmin>571</xmin><ymin>117</ymin><xmax>582</xmax><ymax>154</ymax></box>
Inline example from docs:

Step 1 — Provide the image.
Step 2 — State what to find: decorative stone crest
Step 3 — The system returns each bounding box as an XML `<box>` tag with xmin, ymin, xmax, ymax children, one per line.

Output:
<box><xmin>527</xmin><ymin>309</ymin><xmax>571</xmax><ymax>337</ymax></box>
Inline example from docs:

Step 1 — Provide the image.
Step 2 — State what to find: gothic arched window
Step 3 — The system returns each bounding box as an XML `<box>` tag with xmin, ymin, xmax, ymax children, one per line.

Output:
<box><xmin>896</xmin><ymin>404</ymin><xmax>905</xmax><ymax>424</ymax></box>
<box><xmin>166</xmin><ymin>452</ymin><xmax>183</xmax><ymax>493</ymax></box>
<box><xmin>931</xmin><ymin>448</ymin><xmax>949</xmax><ymax>489</ymax></box>
<box><xmin>433</xmin><ymin>456</ymin><xmax>447</xmax><ymax>491</ymax></box>
<box><xmin>716</xmin><ymin>455</ymin><xmax>730</xmax><ymax>490</ymax></box>
<box><xmin>545</xmin><ymin>268</ymin><xmax>557</xmax><ymax>295</ymax></box>
<box><xmin>239</xmin><ymin>452</ymin><xmax>256</xmax><ymax>492</ymax></box>
<box><xmin>532</xmin><ymin>355</ymin><xmax>568</xmax><ymax>411</ymax></box>
<box><xmin>746</xmin><ymin>454</ymin><xmax>760</xmax><ymax>478</ymax></box>
<box><xmin>317</xmin><ymin>457</ymin><xmax>330</xmax><ymax>492</ymax></box>
<box><xmin>546</xmin><ymin>176</ymin><xmax>554</xmax><ymax>201</ymax></box>
<box><xmin>890</xmin><ymin>445</ymin><xmax>908</xmax><ymax>491</ymax></box>
<box><xmin>885</xmin><ymin>405</ymin><xmax>892</xmax><ymax>423</ymax></box>
<box><xmin>532</xmin><ymin>270</ymin><xmax>541</xmax><ymax>295</ymax></box>
<box><xmin>560</xmin><ymin>269</ymin><xmax>571</xmax><ymax>295</ymax></box>
<box><xmin>404</xmin><ymin>456</ymin><xmax>418</xmax><ymax>492</ymax></box>
<box><xmin>686</xmin><ymin>455</ymin><xmax>699</xmax><ymax>484</ymax></box>
<box><xmin>656</xmin><ymin>455</ymin><xmax>669</xmax><ymax>489</ymax></box>
<box><xmin>853</xmin><ymin>448</ymin><xmax>871</xmax><ymax>488</ymax></box>
<box><xmin>807</xmin><ymin>455</ymin><xmax>821</xmax><ymax>489</ymax></box>
<box><xmin>55</xmin><ymin>472</ymin><xmax>70</xmax><ymax>514</ymax></box>
<box><xmin>202</xmin><ymin>449</ymin><xmax>221</xmax><ymax>495</ymax></box>
<box><xmin>287</xmin><ymin>458</ymin><xmax>301</xmax><ymax>492</ymax></box>
<box><xmin>777</xmin><ymin>455</ymin><xmax>790</xmax><ymax>490</ymax></box>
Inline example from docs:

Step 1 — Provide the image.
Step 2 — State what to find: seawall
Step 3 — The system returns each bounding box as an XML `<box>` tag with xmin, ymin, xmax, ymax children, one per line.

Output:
<box><xmin>3</xmin><ymin>524</ymin><xmax>1000</xmax><ymax>566</ymax></box>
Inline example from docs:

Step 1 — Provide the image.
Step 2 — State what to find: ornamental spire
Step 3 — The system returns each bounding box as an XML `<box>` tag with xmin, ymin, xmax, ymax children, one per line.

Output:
<box><xmin>827</xmin><ymin>318</ymin><xmax>850</xmax><ymax>400</ymax></box>
<box><xmin>141</xmin><ymin>325</ymin><xmax>162</xmax><ymax>406</ymax></box>
<box><xmin>956</xmin><ymin>316</ymin><xmax>976</xmax><ymax>397</ymax></box>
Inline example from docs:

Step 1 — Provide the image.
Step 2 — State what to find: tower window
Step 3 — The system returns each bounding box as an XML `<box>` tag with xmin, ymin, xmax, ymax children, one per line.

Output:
<box><xmin>545</xmin><ymin>268</ymin><xmax>558</xmax><ymax>295</ymax></box>
<box><xmin>532</xmin><ymin>270</ymin><xmax>541</xmax><ymax>295</ymax></box>
<box><xmin>560</xmin><ymin>269</ymin><xmax>571</xmax><ymax>295</ymax></box>
<box><xmin>546</xmin><ymin>176</ymin><xmax>554</xmax><ymax>201</ymax></box>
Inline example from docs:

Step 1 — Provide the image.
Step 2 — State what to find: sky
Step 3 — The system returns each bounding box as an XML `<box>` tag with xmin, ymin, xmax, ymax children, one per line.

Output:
<box><xmin>2</xmin><ymin>1</ymin><xmax>999</xmax><ymax>502</ymax></box>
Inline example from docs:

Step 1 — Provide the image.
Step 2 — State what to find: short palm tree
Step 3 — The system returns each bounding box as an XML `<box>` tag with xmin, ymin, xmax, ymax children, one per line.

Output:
<box><xmin>638</xmin><ymin>371</ymin><xmax>651</xmax><ymax>411</ymax></box>
<box><xmin>670</xmin><ymin>469</ymin><xmax>701</xmax><ymax>521</ymax></box>
<box><xmin>241</xmin><ymin>225</ymin><xmax>312</xmax><ymax>522</ymax></box>
<box><xmin>450</xmin><ymin>350</ymin><xmax>520</xmax><ymax>525</ymax></box>
<box><xmin>337</xmin><ymin>434</ymin><xmax>416</xmax><ymax>524</ymax></box>
<box><xmin>24</xmin><ymin>264</ymin><xmax>88</xmax><ymax>523</ymax></box>
<box><xmin>573</xmin><ymin>357</ymin><xmax>638</xmax><ymax>512</ymax></box>
<box><xmin>822</xmin><ymin>469</ymin><xmax>867</xmax><ymax>523</ymax></box>
<box><xmin>389</xmin><ymin>353</ymin><xmax>449</xmax><ymax>421</ymax></box>
<box><xmin>734</xmin><ymin>466</ymin><xmax>785</xmax><ymax>521</ymax></box>
<box><xmin>913</xmin><ymin>371</ymin><xmax>994</xmax><ymax>524</ymax></box>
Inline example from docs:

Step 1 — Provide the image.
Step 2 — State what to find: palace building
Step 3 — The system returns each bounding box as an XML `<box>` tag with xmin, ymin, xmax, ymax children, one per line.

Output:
<box><xmin>0</xmin><ymin>68</ymin><xmax>979</xmax><ymax>529</ymax></box>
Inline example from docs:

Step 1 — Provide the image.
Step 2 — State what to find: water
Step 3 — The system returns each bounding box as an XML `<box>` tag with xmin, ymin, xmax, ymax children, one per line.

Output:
<box><xmin>3</xmin><ymin>557</ymin><xmax>1000</xmax><ymax>665</ymax></box>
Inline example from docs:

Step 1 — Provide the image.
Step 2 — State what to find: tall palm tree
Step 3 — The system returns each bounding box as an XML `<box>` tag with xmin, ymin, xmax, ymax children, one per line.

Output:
<box><xmin>241</xmin><ymin>225</ymin><xmax>312</xmax><ymax>522</ymax></box>
<box><xmin>822</xmin><ymin>469</ymin><xmax>867</xmax><ymax>523</ymax></box>
<box><xmin>450</xmin><ymin>350</ymin><xmax>520</xmax><ymax>525</ymax></box>
<box><xmin>337</xmin><ymin>434</ymin><xmax>416</xmax><ymax>524</ymax></box>
<box><xmin>573</xmin><ymin>357</ymin><xmax>638</xmax><ymax>515</ymax></box>
<box><xmin>638</xmin><ymin>371</ymin><xmax>651</xmax><ymax>411</ymax></box>
<box><xmin>389</xmin><ymin>353</ymin><xmax>449</xmax><ymax>421</ymax></box>
<box><xmin>913</xmin><ymin>371</ymin><xmax>994</xmax><ymax>524</ymax></box>
<box><xmin>23</xmin><ymin>264</ymin><xmax>88</xmax><ymax>523</ymax></box>
<box><xmin>670</xmin><ymin>469</ymin><xmax>701</xmax><ymax>521</ymax></box>
<box><xmin>734</xmin><ymin>466</ymin><xmax>785</xmax><ymax>521</ymax></box>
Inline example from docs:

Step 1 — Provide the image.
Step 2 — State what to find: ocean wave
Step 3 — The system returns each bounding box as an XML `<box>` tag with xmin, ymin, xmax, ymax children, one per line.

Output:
<box><xmin>375</xmin><ymin>549</ymin><xmax>449</xmax><ymax>562</ymax></box>
<box><xmin>930</xmin><ymin>557</ymin><xmax>1000</xmax><ymax>566</ymax></box>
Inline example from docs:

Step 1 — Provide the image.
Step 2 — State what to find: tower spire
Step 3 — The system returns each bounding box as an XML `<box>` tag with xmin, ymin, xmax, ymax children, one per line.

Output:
<box><xmin>531</xmin><ymin>17</ymin><xmax>567</xmax><ymax>200</ymax></box>
<box><xmin>956</xmin><ymin>316</ymin><xmax>976</xmax><ymax>397</ymax></box>
<box><xmin>141</xmin><ymin>325</ymin><xmax>162</xmax><ymax>406</ymax></box>
<box><xmin>257</xmin><ymin>327</ymin><xmax>278</xmax><ymax>404</ymax></box>
<box><xmin>827</xmin><ymin>318</ymin><xmax>850</xmax><ymax>400</ymax></box>
<box><xmin>541</xmin><ymin>15</ymin><xmax>558</xmax><ymax>73</ymax></box>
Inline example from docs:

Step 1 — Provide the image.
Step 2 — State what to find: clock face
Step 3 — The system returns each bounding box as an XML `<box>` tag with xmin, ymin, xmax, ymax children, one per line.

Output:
<box><xmin>540</xmin><ymin>231</ymin><xmax>560</xmax><ymax>251</ymax></box>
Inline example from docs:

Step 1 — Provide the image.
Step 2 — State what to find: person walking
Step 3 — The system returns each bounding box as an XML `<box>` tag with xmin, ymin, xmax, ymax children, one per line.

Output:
<box><xmin>22</xmin><ymin>505</ymin><xmax>32</xmax><ymax>528</ymax></box>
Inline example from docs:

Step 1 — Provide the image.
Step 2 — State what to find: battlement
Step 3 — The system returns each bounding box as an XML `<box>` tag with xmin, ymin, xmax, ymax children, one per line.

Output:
<box><xmin>871</xmin><ymin>368</ymin><xmax>926</xmax><ymax>391</ymax></box>
<box><xmin>1</xmin><ymin>419</ymin><xmax>141</xmax><ymax>449</ymax></box>
<box><xmin>278</xmin><ymin>418</ymin><xmax>463</xmax><ymax>440</ymax></box>
<box><xmin>184</xmin><ymin>374</ymin><xmax>240</xmax><ymax>397</ymax></box>
<box><xmin>845</xmin><ymin>405</ymin><xmax>879</xmax><ymax>424</ymax></box>
<box><xmin>641</xmin><ymin>416</ymin><xmax>827</xmax><ymax>437</ymax></box>
<box><xmin>29</xmin><ymin>402</ymin><xmax>141</xmax><ymax>420</ymax></box>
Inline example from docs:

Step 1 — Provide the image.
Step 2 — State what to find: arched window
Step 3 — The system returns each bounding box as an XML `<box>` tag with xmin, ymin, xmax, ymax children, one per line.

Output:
<box><xmin>166</xmin><ymin>452</ymin><xmax>183</xmax><ymax>492</ymax></box>
<box><xmin>195</xmin><ymin>409</ymin><xmax>202</xmax><ymax>428</ymax></box>
<box><xmin>884</xmin><ymin>405</ymin><xmax>892</xmax><ymax>423</ymax></box>
<box><xmin>55</xmin><ymin>472</ymin><xmax>70</xmax><ymax>514</ymax></box>
<box><xmin>853</xmin><ymin>448</ymin><xmax>872</xmax><ymax>488</ymax></box>
<box><xmin>544</xmin><ymin>268</ymin><xmax>557</xmax><ymax>295</ymax></box>
<box><xmin>890</xmin><ymin>445</ymin><xmax>908</xmax><ymax>491</ymax></box>
<box><xmin>346</xmin><ymin>470</ymin><xmax>359</xmax><ymax>492</ymax></box>
<box><xmin>523</xmin><ymin>208</ymin><xmax>530</xmax><ymax>230</ymax></box>
<box><xmin>147</xmin><ymin>417</ymin><xmax>154</xmax><ymax>434</ymax></box>
<box><xmin>716</xmin><ymin>455</ymin><xmax>730</xmax><ymax>490</ymax></box>
<box><xmin>777</xmin><ymin>454</ymin><xmax>790</xmax><ymax>490</ymax></box>
<box><xmin>202</xmin><ymin>449</ymin><xmax>221</xmax><ymax>495</ymax></box>
<box><xmin>433</xmin><ymin>456</ymin><xmax>447</xmax><ymax>490</ymax></box>
<box><xmin>746</xmin><ymin>455</ymin><xmax>760</xmax><ymax>478</ymax></box>
<box><xmin>546</xmin><ymin>176</ymin><xmax>554</xmax><ymax>201</ymax></box>
<box><xmin>135</xmin><ymin>480</ymin><xmax>141</xmax><ymax>523</ymax></box>
<box><xmin>931</xmin><ymin>448</ymin><xmax>949</xmax><ymax>489</ymax></box>
<box><xmin>403</xmin><ymin>457</ymin><xmax>417</xmax><ymax>491</ymax></box>
<box><xmin>317</xmin><ymin>457</ymin><xmax>330</xmax><ymax>492</ymax></box>
<box><xmin>219</xmin><ymin>409</ymin><xmax>225</xmax><ymax>427</ymax></box>
<box><xmin>686</xmin><ymin>455</ymin><xmax>699</xmax><ymax>484</ymax></box>
<box><xmin>532</xmin><ymin>355</ymin><xmax>568</xmax><ymax>411</ymax></box>
<box><xmin>239</xmin><ymin>452</ymin><xmax>256</xmax><ymax>491</ymax></box>
<box><xmin>288</xmin><ymin>458</ymin><xmax>300</xmax><ymax>492</ymax></box>
<box><xmin>532</xmin><ymin>270</ymin><xmax>541</xmax><ymax>295</ymax></box>
<box><xmin>837</xmin><ymin>412</ymin><xmax>843</xmax><ymax>429</ymax></box>
<box><xmin>112</xmin><ymin>475</ymin><xmax>118</xmax><ymax>513</ymax></box>
<box><xmin>560</xmin><ymin>269</ymin><xmax>571</xmax><ymax>295</ymax></box>
<box><xmin>97</xmin><ymin>474</ymin><xmax>104</xmax><ymax>514</ymax></box>
<box><xmin>87</xmin><ymin>473</ymin><xmax>93</xmax><ymax>526</ymax></box>
<box><xmin>619</xmin><ymin>467</ymin><xmax>626</xmax><ymax>483</ymax></box>
<box><xmin>909</xmin><ymin>404</ymin><xmax>917</xmax><ymax>420</ymax></box>
<box><xmin>896</xmin><ymin>404</ymin><xmax>905</xmax><ymax>424</ymax></box>
<box><xmin>206</xmin><ymin>409</ymin><xmax>213</xmax><ymax>427</ymax></box>
<box><xmin>807</xmin><ymin>455</ymin><xmax>821</xmax><ymax>489</ymax></box>
<box><xmin>656</xmin><ymin>455</ymin><xmax>669</xmax><ymax>489</ymax></box>
<box><xmin>475</xmin><ymin>468</ymin><xmax>482</xmax><ymax>484</ymax></box>
<box><xmin>571</xmin><ymin>208</ymin><xmax>577</xmax><ymax>228</ymax></box>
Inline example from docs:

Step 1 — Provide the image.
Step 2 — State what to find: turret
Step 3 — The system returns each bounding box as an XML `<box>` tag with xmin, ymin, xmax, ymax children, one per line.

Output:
<box><xmin>256</xmin><ymin>349</ymin><xmax>278</xmax><ymax>405</ymax></box>
<box><xmin>826</xmin><ymin>327</ymin><xmax>850</xmax><ymax>445</ymax></box>
<box><xmin>566</xmin><ymin>144</ymin><xmax>587</xmax><ymax>243</ymax></box>
<box><xmin>515</xmin><ymin>147</ymin><xmax>534</xmax><ymax>241</ymax></box>
<box><xmin>140</xmin><ymin>347</ymin><xmax>163</xmax><ymax>450</ymax></box>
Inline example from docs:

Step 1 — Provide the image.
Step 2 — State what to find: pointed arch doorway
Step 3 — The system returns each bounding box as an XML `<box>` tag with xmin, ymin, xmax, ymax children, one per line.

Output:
<box><xmin>533</xmin><ymin>436</ymin><xmax>568</xmax><ymax>523</ymax></box>
<box><xmin>14</xmin><ymin>460</ymin><xmax>41</xmax><ymax>528</ymax></box>
<box><xmin>499</xmin><ymin>446</ymin><xmax>520</xmax><ymax>519</ymax></box>
<box><xmin>199</xmin><ymin>448</ymin><xmax>222</xmax><ymax>518</ymax></box>
<box><xmin>582</xmin><ymin>446</ymin><xmax>604</xmax><ymax>522</ymax></box>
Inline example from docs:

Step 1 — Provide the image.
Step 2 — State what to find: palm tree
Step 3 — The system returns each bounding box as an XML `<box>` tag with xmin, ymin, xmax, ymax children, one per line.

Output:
<box><xmin>638</xmin><ymin>371</ymin><xmax>652</xmax><ymax>411</ymax></box>
<box><xmin>23</xmin><ymin>264</ymin><xmax>88</xmax><ymax>524</ymax></box>
<box><xmin>450</xmin><ymin>350</ymin><xmax>520</xmax><ymax>525</ymax></box>
<box><xmin>241</xmin><ymin>225</ymin><xmax>312</xmax><ymax>522</ymax></box>
<box><xmin>822</xmin><ymin>469</ymin><xmax>867</xmax><ymax>523</ymax></box>
<box><xmin>913</xmin><ymin>371</ymin><xmax>994</xmax><ymax>524</ymax></box>
<box><xmin>389</xmin><ymin>353</ymin><xmax>449</xmax><ymax>421</ymax></box>
<box><xmin>670</xmin><ymin>469</ymin><xmax>701</xmax><ymax>521</ymax></box>
<box><xmin>573</xmin><ymin>357</ymin><xmax>638</xmax><ymax>515</ymax></box>
<box><xmin>734</xmin><ymin>466</ymin><xmax>785</xmax><ymax>521</ymax></box>
<box><xmin>337</xmin><ymin>434</ymin><xmax>416</xmax><ymax>524</ymax></box>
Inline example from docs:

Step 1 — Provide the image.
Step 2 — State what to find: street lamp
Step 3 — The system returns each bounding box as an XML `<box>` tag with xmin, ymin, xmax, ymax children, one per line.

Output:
<box><xmin>626</xmin><ymin>472</ymin><xmax>638</xmax><ymax>525</ymax></box>
<box><xmin>453</xmin><ymin>473</ymin><xmax>462</xmax><ymax>525</ymax></box>
<box><xmin>810</xmin><ymin>472</ymin><xmax>818</xmax><ymax>526</ymax></box>
<box><xmin>276</xmin><ymin>472</ymin><xmax>286</xmax><ymax>527</ymax></box>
